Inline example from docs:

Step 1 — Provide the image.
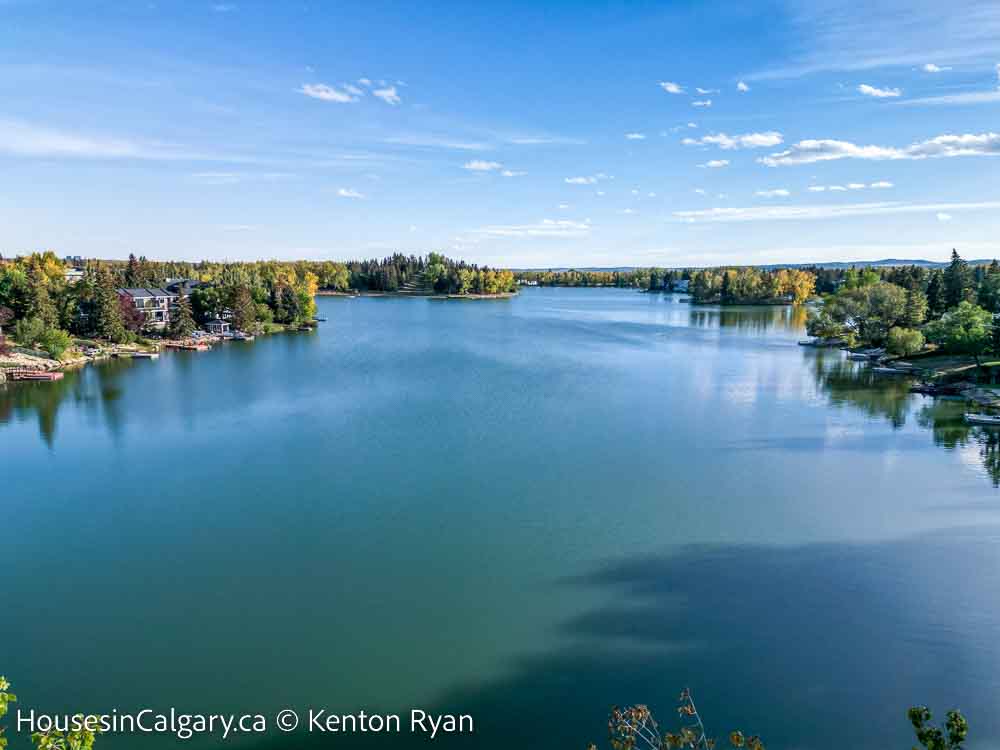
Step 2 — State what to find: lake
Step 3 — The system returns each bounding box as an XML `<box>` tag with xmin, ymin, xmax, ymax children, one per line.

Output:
<box><xmin>3</xmin><ymin>287</ymin><xmax>1000</xmax><ymax>750</ymax></box>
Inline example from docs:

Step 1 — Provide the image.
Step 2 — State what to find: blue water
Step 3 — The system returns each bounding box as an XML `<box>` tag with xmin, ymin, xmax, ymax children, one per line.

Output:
<box><xmin>3</xmin><ymin>288</ymin><xmax>999</xmax><ymax>749</ymax></box>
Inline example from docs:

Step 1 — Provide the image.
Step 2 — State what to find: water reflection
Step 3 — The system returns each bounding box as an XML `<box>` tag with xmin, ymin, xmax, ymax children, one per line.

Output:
<box><xmin>0</xmin><ymin>358</ymin><xmax>133</xmax><ymax>445</ymax></box>
<box><xmin>806</xmin><ymin>348</ymin><xmax>1000</xmax><ymax>487</ymax></box>
<box><xmin>688</xmin><ymin>304</ymin><xmax>807</xmax><ymax>333</ymax></box>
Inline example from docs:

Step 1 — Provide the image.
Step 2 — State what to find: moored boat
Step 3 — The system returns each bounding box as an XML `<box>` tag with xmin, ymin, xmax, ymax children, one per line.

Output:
<box><xmin>965</xmin><ymin>413</ymin><xmax>1000</xmax><ymax>426</ymax></box>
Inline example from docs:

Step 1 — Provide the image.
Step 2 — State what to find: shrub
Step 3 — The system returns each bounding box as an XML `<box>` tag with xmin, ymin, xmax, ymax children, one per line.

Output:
<box><xmin>13</xmin><ymin>316</ymin><xmax>46</xmax><ymax>347</ymax></box>
<box><xmin>40</xmin><ymin>328</ymin><xmax>73</xmax><ymax>359</ymax></box>
<box><xmin>887</xmin><ymin>326</ymin><xmax>925</xmax><ymax>357</ymax></box>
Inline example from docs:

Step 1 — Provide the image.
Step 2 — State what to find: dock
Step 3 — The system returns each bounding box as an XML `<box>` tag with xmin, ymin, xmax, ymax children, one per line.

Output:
<box><xmin>6</xmin><ymin>369</ymin><xmax>65</xmax><ymax>381</ymax></box>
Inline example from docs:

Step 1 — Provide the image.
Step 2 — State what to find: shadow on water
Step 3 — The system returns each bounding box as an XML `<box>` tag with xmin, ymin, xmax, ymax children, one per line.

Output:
<box><xmin>238</xmin><ymin>527</ymin><xmax>1000</xmax><ymax>750</ymax></box>
<box><xmin>688</xmin><ymin>304</ymin><xmax>807</xmax><ymax>334</ymax></box>
<box><xmin>0</xmin><ymin>358</ymin><xmax>133</xmax><ymax>445</ymax></box>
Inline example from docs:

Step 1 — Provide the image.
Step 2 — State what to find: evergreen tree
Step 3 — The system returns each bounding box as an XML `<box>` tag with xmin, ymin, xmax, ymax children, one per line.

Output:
<box><xmin>926</xmin><ymin>271</ymin><xmax>947</xmax><ymax>316</ymax></box>
<box><xmin>94</xmin><ymin>267</ymin><xmax>127</xmax><ymax>342</ymax></box>
<box><xmin>26</xmin><ymin>265</ymin><xmax>58</xmax><ymax>328</ymax></box>
<box><xmin>169</xmin><ymin>294</ymin><xmax>196</xmax><ymax>338</ymax></box>
<box><xmin>230</xmin><ymin>285</ymin><xmax>256</xmax><ymax>332</ymax></box>
<box><xmin>904</xmin><ymin>289</ymin><xmax>928</xmax><ymax>328</ymax></box>
<box><xmin>125</xmin><ymin>253</ymin><xmax>141</xmax><ymax>286</ymax></box>
<box><xmin>943</xmin><ymin>249</ymin><xmax>974</xmax><ymax>308</ymax></box>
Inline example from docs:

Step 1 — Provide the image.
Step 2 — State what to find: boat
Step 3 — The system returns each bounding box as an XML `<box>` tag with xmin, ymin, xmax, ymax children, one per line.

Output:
<box><xmin>872</xmin><ymin>366</ymin><xmax>905</xmax><ymax>375</ymax></box>
<box><xmin>313</xmin><ymin>317</ymin><xmax>328</xmax><ymax>322</ymax></box>
<box><xmin>846</xmin><ymin>352</ymin><xmax>870</xmax><ymax>361</ymax></box>
<box><xmin>131</xmin><ymin>351</ymin><xmax>160</xmax><ymax>359</ymax></box>
<box><xmin>965</xmin><ymin>413</ymin><xmax>1000</xmax><ymax>426</ymax></box>
<box><xmin>165</xmin><ymin>342</ymin><xmax>211</xmax><ymax>351</ymax></box>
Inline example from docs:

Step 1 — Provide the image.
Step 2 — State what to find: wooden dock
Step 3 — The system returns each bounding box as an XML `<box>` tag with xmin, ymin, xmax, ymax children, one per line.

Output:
<box><xmin>6</xmin><ymin>369</ymin><xmax>65</xmax><ymax>381</ymax></box>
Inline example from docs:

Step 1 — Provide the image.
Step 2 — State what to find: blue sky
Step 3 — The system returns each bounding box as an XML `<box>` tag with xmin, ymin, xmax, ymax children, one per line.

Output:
<box><xmin>2</xmin><ymin>0</ymin><xmax>1000</xmax><ymax>267</ymax></box>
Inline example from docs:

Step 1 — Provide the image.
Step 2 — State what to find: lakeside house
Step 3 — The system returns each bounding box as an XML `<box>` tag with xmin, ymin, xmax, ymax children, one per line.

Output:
<box><xmin>672</xmin><ymin>279</ymin><xmax>690</xmax><ymax>293</ymax></box>
<box><xmin>117</xmin><ymin>287</ymin><xmax>178</xmax><ymax>330</ymax></box>
<box><xmin>64</xmin><ymin>267</ymin><xmax>85</xmax><ymax>284</ymax></box>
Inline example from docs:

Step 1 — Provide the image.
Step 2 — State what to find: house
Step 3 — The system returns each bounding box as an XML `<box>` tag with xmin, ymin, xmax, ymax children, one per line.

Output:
<box><xmin>164</xmin><ymin>279</ymin><xmax>205</xmax><ymax>296</ymax></box>
<box><xmin>117</xmin><ymin>288</ymin><xmax>178</xmax><ymax>330</ymax></box>
<box><xmin>671</xmin><ymin>279</ymin><xmax>690</xmax><ymax>293</ymax></box>
<box><xmin>64</xmin><ymin>267</ymin><xmax>85</xmax><ymax>284</ymax></box>
<box><xmin>204</xmin><ymin>319</ymin><xmax>231</xmax><ymax>335</ymax></box>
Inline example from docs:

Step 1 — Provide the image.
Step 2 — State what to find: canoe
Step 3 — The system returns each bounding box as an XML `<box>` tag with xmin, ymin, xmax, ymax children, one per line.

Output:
<box><xmin>965</xmin><ymin>413</ymin><xmax>1000</xmax><ymax>426</ymax></box>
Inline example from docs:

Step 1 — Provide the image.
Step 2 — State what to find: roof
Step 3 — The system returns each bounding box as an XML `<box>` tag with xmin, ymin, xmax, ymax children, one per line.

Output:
<box><xmin>117</xmin><ymin>287</ymin><xmax>176</xmax><ymax>298</ymax></box>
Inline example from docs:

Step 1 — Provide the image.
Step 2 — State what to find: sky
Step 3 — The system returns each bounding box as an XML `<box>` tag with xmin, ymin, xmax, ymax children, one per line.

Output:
<box><xmin>2</xmin><ymin>0</ymin><xmax>1000</xmax><ymax>268</ymax></box>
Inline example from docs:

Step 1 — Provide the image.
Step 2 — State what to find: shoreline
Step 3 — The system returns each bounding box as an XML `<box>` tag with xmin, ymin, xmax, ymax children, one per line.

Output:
<box><xmin>316</xmin><ymin>290</ymin><xmax>517</xmax><ymax>299</ymax></box>
<box><xmin>0</xmin><ymin>323</ymin><xmax>313</xmax><ymax>382</ymax></box>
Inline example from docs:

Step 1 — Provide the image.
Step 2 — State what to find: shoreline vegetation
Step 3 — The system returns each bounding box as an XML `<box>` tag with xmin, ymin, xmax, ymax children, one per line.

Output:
<box><xmin>0</xmin><ymin>251</ymin><xmax>517</xmax><ymax>380</ymax></box>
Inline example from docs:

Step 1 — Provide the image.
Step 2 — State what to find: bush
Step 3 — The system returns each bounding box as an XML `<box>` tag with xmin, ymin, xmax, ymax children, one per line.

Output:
<box><xmin>40</xmin><ymin>327</ymin><xmax>73</xmax><ymax>359</ymax></box>
<box><xmin>887</xmin><ymin>326</ymin><xmax>925</xmax><ymax>356</ymax></box>
<box><xmin>13</xmin><ymin>316</ymin><xmax>46</xmax><ymax>347</ymax></box>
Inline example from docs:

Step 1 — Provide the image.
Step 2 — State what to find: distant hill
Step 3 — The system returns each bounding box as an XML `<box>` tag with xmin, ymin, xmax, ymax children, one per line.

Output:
<box><xmin>514</xmin><ymin>258</ymin><xmax>997</xmax><ymax>272</ymax></box>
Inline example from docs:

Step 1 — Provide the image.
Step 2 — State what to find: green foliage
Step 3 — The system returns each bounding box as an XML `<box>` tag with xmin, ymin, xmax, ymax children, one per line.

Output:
<box><xmin>904</xmin><ymin>290</ymin><xmax>928</xmax><ymax>327</ymax></box>
<box><xmin>169</xmin><ymin>294</ymin><xmax>197</xmax><ymax>339</ymax></box>
<box><xmin>887</xmin><ymin>327</ymin><xmax>925</xmax><ymax>356</ymax></box>
<box><xmin>943</xmin><ymin>249</ymin><xmax>975</xmax><ymax>309</ymax></box>
<box><xmin>40</xmin><ymin>327</ymin><xmax>73</xmax><ymax>359</ymax></box>
<box><xmin>821</xmin><ymin>281</ymin><xmax>908</xmax><ymax>347</ymax></box>
<box><xmin>908</xmin><ymin>706</ymin><xmax>967</xmax><ymax>750</ymax></box>
<box><xmin>925</xmin><ymin>301</ymin><xmax>993</xmax><ymax>364</ymax></box>
<box><xmin>0</xmin><ymin>676</ymin><xmax>16</xmax><ymax>750</ymax></box>
<box><xmin>14</xmin><ymin>316</ymin><xmax>47</xmax><ymax>347</ymax></box>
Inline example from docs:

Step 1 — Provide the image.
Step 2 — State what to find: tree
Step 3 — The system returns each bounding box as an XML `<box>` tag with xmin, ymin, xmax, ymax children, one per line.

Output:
<box><xmin>925</xmin><ymin>301</ymin><xmax>993</xmax><ymax>367</ymax></box>
<box><xmin>943</xmin><ymin>249</ymin><xmax>974</xmax><ymax>309</ymax></box>
<box><xmin>908</xmin><ymin>706</ymin><xmax>967</xmax><ymax>750</ymax></box>
<box><xmin>26</xmin><ymin>265</ymin><xmax>59</xmax><ymax>329</ymax></box>
<box><xmin>124</xmin><ymin>253</ymin><xmax>141</xmax><ymax>286</ymax></box>
<box><xmin>823</xmin><ymin>281</ymin><xmax>908</xmax><ymax>346</ymax></box>
<box><xmin>2</xmin><ymin>677</ymin><xmax>100</xmax><ymax>750</ymax></box>
<box><xmin>119</xmin><ymin>296</ymin><xmax>146</xmax><ymax>335</ymax></box>
<box><xmin>230</xmin><ymin>285</ymin><xmax>256</xmax><ymax>332</ymax></box>
<box><xmin>169</xmin><ymin>295</ymin><xmax>197</xmax><ymax>339</ymax></box>
<box><xmin>904</xmin><ymin>290</ymin><xmax>929</xmax><ymax>328</ymax></box>
<box><xmin>926</xmin><ymin>272</ymin><xmax>947</xmax><ymax>317</ymax></box>
<box><xmin>887</xmin><ymin>326</ymin><xmax>925</xmax><ymax>356</ymax></box>
<box><xmin>977</xmin><ymin>266</ymin><xmax>1000</xmax><ymax>313</ymax></box>
<box><xmin>0</xmin><ymin>306</ymin><xmax>12</xmax><ymax>336</ymax></box>
<box><xmin>93</xmin><ymin>268</ymin><xmax>127</xmax><ymax>343</ymax></box>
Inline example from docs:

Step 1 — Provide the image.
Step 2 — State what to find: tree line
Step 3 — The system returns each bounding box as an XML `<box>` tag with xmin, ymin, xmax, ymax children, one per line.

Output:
<box><xmin>806</xmin><ymin>250</ymin><xmax>999</xmax><ymax>362</ymax></box>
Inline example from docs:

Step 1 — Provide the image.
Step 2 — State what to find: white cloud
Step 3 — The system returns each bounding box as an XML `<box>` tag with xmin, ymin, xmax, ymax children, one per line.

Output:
<box><xmin>358</xmin><ymin>78</ymin><xmax>372</xmax><ymax>86</ymax></box>
<box><xmin>760</xmin><ymin>132</ymin><xmax>1000</xmax><ymax>166</ymax></box>
<box><xmin>298</xmin><ymin>83</ymin><xmax>359</xmax><ymax>103</ymax></box>
<box><xmin>808</xmin><ymin>185</ymin><xmax>826</xmax><ymax>192</ymax></box>
<box><xmin>343</xmin><ymin>83</ymin><xmax>364</xmax><ymax>96</ymax></box>
<box><xmin>698</xmin><ymin>159</ymin><xmax>730</xmax><ymax>168</ymax></box>
<box><xmin>464</xmin><ymin>160</ymin><xmax>503</xmax><ymax>171</ymax></box>
<box><xmin>683</xmin><ymin>131</ymin><xmax>784</xmax><ymax>149</ymax></box>
<box><xmin>471</xmin><ymin>219</ymin><xmax>591</xmax><ymax>238</ymax></box>
<box><xmin>501</xmin><ymin>169</ymin><xmax>526</xmax><ymax>177</ymax></box>
<box><xmin>922</xmin><ymin>63</ymin><xmax>951</xmax><ymax>73</ymax></box>
<box><xmin>903</xmin><ymin>90</ymin><xmax>1000</xmax><ymax>105</ymax></box>
<box><xmin>372</xmin><ymin>86</ymin><xmax>401</xmax><ymax>105</ymax></box>
<box><xmin>673</xmin><ymin>200</ymin><xmax>1000</xmax><ymax>223</ymax></box>
<box><xmin>694</xmin><ymin>188</ymin><xmax>707</xmax><ymax>195</ymax></box>
<box><xmin>558</xmin><ymin>203</ymin><xmax>570</xmax><ymax>209</ymax></box>
<box><xmin>692</xmin><ymin>99</ymin><xmax>713</xmax><ymax>107</ymax></box>
<box><xmin>858</xmin><ymin>83</ymin><xmax>902</xmax><ymax>98</ymax></box>
<box><xmin>870</xmin><ymin>180</ymin><xmax>894</xmax><ymax>188</ymax></box>
<box><xmin>337</xmin><ymin>187</ymin><xmax>365</xmax><ymax>199</ymax></box>
<box><xmin>847</xmin><ymin>182</ymin><xmax>866</xmax><ymax>189</ymax></box>
<box><xmin>688</xmin><ymin>122</ymin><xmax>698</xmax><ymax>128</ymax></box>
<box><xmin>659</xmin><ymin>81</ymin><xmax>684</xmax><ymax>94</ymax></box>
<box><xmin>596</xmin><ymin>190</ymin><xmax>606</xmax><ymax>196</ymax></box>
<box><xmin>620</xmin><ymin>208</ymin><xmax>637</xmax><ymax>214</ymax></box>
<box><xmin>937</xmin><ymin>212</ymin><xmax>953</xmax><ymax>222</ymax></box>
<box><xmin>565</xmin><ymin>173</ymin><xmax>610</xmax><ymax>184</ymax></box>
<box><xmin>625</xmin><ymin>132</ymin><xmax>646</xmax><ymax>140</ymax></box>
<box><xmin>829</xmin><ymin>185</ymin><xmax>848</xmax><ymax>191</ymax></box>
<box><xmin>737</xmin><ymin>81</ymin><xmax>750</xmax><ymax>92</ymax></box>
<box><xmin>696</xmin><ymin>87</ymin><xmax>719</xmax><ymax>94</ymax></box>
<box><xmin>755</xmin><ymin>188</ymin><xmax>791</xmax><ymax>197</ymax></box>
<box><xmin>384</xmin><ymin>134</ymin><xmax>488</xmax><ymax>150</ymax></box>
<box><xmin>211</xmin><ymin>3</ymin><xmax>236</xmax><ymax>11</ymax></box>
